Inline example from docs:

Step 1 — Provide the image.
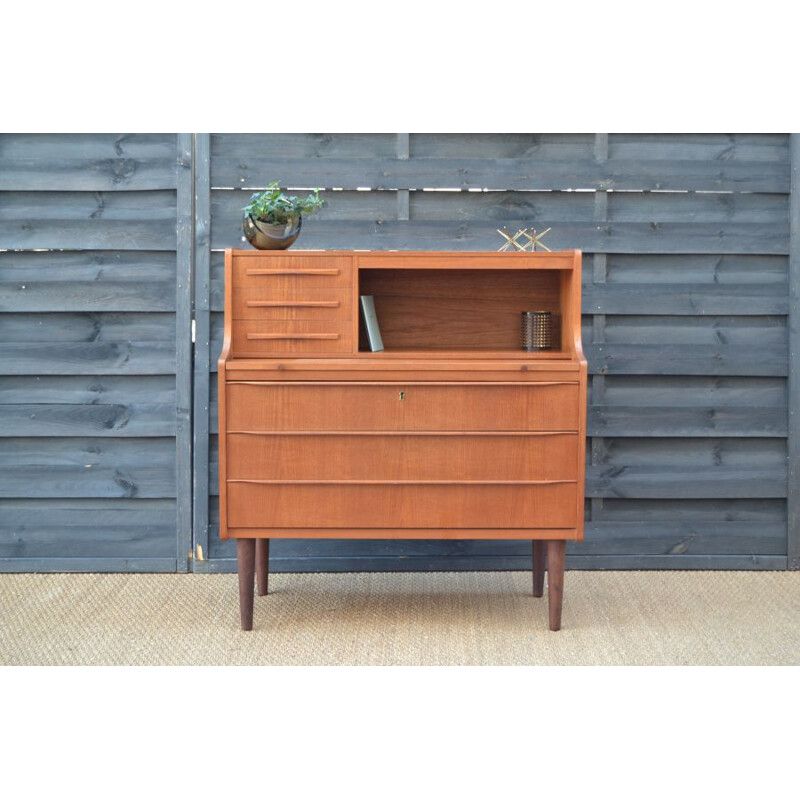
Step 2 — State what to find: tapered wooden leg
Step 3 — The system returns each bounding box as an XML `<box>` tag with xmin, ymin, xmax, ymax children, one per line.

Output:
<box><xmin>546</xmin><ymin>540</ymin><xmax>566</xmax><ymax>631</ymax></box>
<box><xmin>237</xmin><ymin>539</ymin><xmax>256</xmax><ymax>631</ymax></box>
<box><xmin>256</xmin><ymin>538</ymin><xmax>270</xmax><ymax>596</ymax></box>
<box><xmin>532</xmin><ymin>540</ymin><xmax>545</xmax><ymax>597</ymax></box>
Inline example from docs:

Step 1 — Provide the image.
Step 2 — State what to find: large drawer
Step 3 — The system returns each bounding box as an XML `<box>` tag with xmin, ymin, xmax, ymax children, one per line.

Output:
<box><xmin>226</xmin><ymin>382</ymin><xmax>580</xmax><ymax>431</ymax></box>
<box><xmin>227</xmin><ymin>432</ymin><xmax>579</xmax><ymax>481</ymax></box>
<box><xmin>232</xmin><ymin>320</ymin><xmax>353</xmax><ymax>356</ymax></box>
<box><xmin>233</xmin><ymin>256</ymin><xmax>351</xmax><ymax>289</ymax></box>
<box><xmin>227</xmin><ymin>482</ymin><xmax>578</xmax><ymax>528</ymax></box>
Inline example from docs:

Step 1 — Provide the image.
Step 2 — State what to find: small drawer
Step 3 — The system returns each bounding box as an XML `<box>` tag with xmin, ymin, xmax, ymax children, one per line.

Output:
<box><xmin>233</xmin><ymin>256</ymin><xmax>351</xmax><ymax>288</ymax></box>
<box><xmin>232</xmin><ymin>320</ymin><xmax>353</xmax><ymax>356</ymax></box>
<box><xmin>233</xmin><ymin>287</ymin><xmax>351</xmax><ymax>320</ymax></box>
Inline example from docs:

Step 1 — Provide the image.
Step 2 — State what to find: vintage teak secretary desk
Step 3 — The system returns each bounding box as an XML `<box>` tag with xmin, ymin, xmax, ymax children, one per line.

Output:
<box><xmin>218</xmin><ymin>249</ymin><xmax>587</xmax><ymax>631</ymax></box>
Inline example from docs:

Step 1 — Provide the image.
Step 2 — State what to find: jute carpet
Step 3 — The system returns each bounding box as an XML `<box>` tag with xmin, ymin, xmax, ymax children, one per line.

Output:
<box><xmin>1</xmin><ymin>571</ymin><xmax>798</xmax><ymax>665</ymax></box>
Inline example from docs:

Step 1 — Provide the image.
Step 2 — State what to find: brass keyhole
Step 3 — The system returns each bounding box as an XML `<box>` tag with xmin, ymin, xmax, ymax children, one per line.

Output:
<box><xmin>399</xmin><ymin>391</ymin><xmax>405</xmax><ymax>401</ymax></box>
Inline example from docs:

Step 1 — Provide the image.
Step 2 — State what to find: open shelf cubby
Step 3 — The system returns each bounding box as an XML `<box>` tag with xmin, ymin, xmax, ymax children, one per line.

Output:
<box><xmin>357</xmin><ymin>267</ymin><xmax>571</xmax><ymax>357</ymax></box>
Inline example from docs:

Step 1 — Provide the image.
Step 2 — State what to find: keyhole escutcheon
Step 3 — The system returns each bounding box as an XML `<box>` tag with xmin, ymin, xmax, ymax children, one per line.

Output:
<box><xmin>399</xmin><ymin>391</ymin><xmax>405</xmax><ymax>401</ymax></box>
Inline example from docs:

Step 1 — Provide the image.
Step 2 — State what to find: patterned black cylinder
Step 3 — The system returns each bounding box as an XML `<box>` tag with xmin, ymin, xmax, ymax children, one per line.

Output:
<box><xmin>521</xmin><ymin>311</ymin><xmax>552</xmax><ymax>351</ymax></box>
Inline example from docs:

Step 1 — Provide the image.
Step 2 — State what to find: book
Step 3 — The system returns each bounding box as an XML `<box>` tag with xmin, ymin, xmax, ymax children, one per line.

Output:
<box><xmin>359</xmin><ymin>295</ymin><xmax>384</xmax><ymax>352</ymax></box>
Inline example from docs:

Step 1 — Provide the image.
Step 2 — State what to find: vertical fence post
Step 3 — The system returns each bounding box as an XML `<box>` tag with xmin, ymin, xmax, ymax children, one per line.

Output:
<box><xmin>789</xmin><ymin>133</ymin><xmax>800</xmax><ymax>569</ymax></box>
<box><xmin>589</xmin><ymin>133</ymin><xmax>609</xmax><ymax>535</ymax></box>
<box><xmin>176</xmin><ymin>133</ymin><xmax>194</xmax><ymax>572</ymax></box>
<box><xmin>192</xmin><ymin>133</ymin><xmax>212</xmax><ymax>570</ymax></box>
<box><xmin>396</xmin><ymin>133</ymin><xmax>410</xmax><ymax>221</ymax></box>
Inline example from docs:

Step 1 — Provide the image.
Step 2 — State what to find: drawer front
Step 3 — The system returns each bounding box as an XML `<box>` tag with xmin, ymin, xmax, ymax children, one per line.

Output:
<box><xmin>227</xmin><ymin>482</ymin><xmax>578</xmax><ymax>528</ymax></box>
<box><xmin>232</xmin><ymin>320</ymin><xmax>353</xmax><ymax>356</ymax></box>
<box><xmin>233</xmin><ymin>256</ymin><xmax>351</xmax><ymax>289</ymax></box>
<box><xmin>233</xmin><ymin>287</ymin><xmax>351</xmax><ymax>320</ymax></box>
<box><xmin>226</xmin><ymin>382</ymin><xmax>579</xmax><ymax>431</ymax></box>
<box><xmin>227</xmin><ymin>432</ymin><xmax>579</xmax><ymax>482</ymax></box>
<box><xmin>399</xmin><ymin>384</ymin><xmax>578</xmax><ymax>430</ymax></box>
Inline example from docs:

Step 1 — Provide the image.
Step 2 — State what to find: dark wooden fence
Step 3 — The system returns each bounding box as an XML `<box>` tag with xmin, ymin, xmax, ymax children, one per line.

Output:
<box><xmin>3</xmin><ymin>133</ymin><xmax>798</xmax><ymax>572</ymax></box>
<box><xmin>0</xmin><ymin>134</ymin><xmax>193</xmax><ymax>571</ymax></box>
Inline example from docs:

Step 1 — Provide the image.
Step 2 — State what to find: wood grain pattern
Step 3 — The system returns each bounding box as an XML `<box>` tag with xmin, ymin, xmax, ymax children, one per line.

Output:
<box><xmin>226</xmin><ymin>432</ymin><xmax>579</xmax><ymax>481</ymax></box>
<box><xmin>226</xmin><ymin>382</ymin><xmax>580</xmax><ymax>432</ymax></box>
<box><xmin>227</xmin><ymin>482</ymin><xmax>578</xmax><ymax>529</ymax></box>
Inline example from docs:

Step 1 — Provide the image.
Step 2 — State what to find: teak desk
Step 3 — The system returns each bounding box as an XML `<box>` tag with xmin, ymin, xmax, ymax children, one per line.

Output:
<box><xmin>219</xmin><ymin>249</ymin><xmax>587</xmax><ymax>631</ymax></box>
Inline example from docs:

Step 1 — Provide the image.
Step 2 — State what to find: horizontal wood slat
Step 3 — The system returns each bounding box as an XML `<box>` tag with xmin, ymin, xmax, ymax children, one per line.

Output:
<box><xmin>0</xmin><ymin>437</ymin><xmax>176</xmax><ymax>498</ymax></box>
<box><xmin>210</xmin><ymin>156</ymin><xmax>789</xmax><ymax>193</ymax></box>
<box><xmin>583</xmin><ymin>283</ymin><xmax>789</xmax><ymax>315</ymax></box>
<box><xmin>211</xmin><ymin>218</ymin><xmax>790</xmax><ymax>255</ymax></box>
<box><xmin>0</xmin><ymin>499</ymin><xmax>176</xmax><ymax>558</ymax></box>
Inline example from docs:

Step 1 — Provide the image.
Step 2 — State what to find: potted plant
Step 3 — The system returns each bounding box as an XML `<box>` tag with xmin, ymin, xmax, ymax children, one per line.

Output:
<box><xmin>242</xmin><ymin>182</ymin><xmax>325</xmax><ymax>250</ymax></box>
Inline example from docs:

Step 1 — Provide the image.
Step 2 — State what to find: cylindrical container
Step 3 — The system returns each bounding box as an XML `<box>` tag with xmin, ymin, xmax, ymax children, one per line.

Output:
<box><xmin>521</xmin><ymin>311</ymin><xmax>552</xmax><ymax>351</ymax></box>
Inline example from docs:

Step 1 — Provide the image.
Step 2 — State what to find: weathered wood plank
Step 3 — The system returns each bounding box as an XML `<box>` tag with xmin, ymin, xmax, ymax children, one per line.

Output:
<box><xmin>175</xmin><ymin>132</ymin><xmax>193</xmax><ymax>572</ymax></box>
<box><xmin>202</xmin><ymin>519</ymin><xmax>784</xmax><ymax>559</ymax></box>
<box><xmin>0</xmin><ymin>133</ymin><xmax>177</xmax><ymax>159</ymax></box>
<box><xmin>0</xmin><ymin>255</ymin><xmax>175</xmax><ymax>320</ymax></box>
<box><xmin>600</xmin><ymin>375</ymin><xmax>787</xmax><ymax>406</ymax></box>
<box><xmin>194</xmin><ymin>553</ymin><xmax>787</xmax><ymax>572</ymax></box>
<box><xmin>593</xmin><ymin>496</ymin><xmax>785</xmax><ymax>521</ymax></box>
<box><xmin>577</xmin><ymin>521</ymin><xmax>786</xmax><ymax>555</ymax></box>
<box><xmin>209</xmin><ymin>219</ymin><xmax>790</xmax><ymax>253</ymax></box>
<box><xmin>193</xmin><ymin>133</ymin><xmax>212</xmax><ymax>565</ymax></box>
<box><xmin>209</xmin><ymin>156</ymin><xmax>789</xmax><ymax>192</ymax></box>
<box><xmin>413</xmin><ymin>133</ymin><xmax>787</xmax><ymax>161</ymax></box>
<box><xmin>594</xmin><ymin>315</ymin><xmax>786</xmax><ymax>347</ymax></box>
<box><xmin>0</xmin><ymin>437</ymin><xmax>175</xmax><ymax>498</ymax></box>
<box><xmin>585</xmin><ymin>344</ymin><xmax>788</xmax><ymax>376</ymax></box>
<box><xmin>0</xmin><ymin>403</ymin><xmax>175</xmax><ymax>437</ymax></box>
<box><xmin>587</xmin><ymin>466</ymin><xmax>786</xmax><ymax>498</ymax></box>
<box><xmin>0</xmin><ymin>279</ymin><xmax>175</xmax><ymax>312</ymax></box>
<box><xmin>0</xmin><ymin>190</ymin><xmax>177</xmax><ymax>250</ymax></box>
<box><xmin>602</xmin><ymin>253</ymin><xmax>787</xmax><ymax>284</ymax></box>
<box><xmin>789</xmin><ymin>133</ymin><xmax>800</xmax><ymax>569</ymax></box>
<box><xmin>592</xmin><ymin>436</ymin><xmax>785</xmax><ymax>467</ymax></box>
<box><xmin>0</xmin><ymin>158</ymin><xmax>177</xmax><ymax>191</ymax></box>
<box><xmin>0</xmin><ymin>251</ymin><xmax>177</xmax><ymax>311</ymax></box>
<box><xmin>212</xmin><ymin>186</ymin><xmax>787</xmax><ymax>226</ymax></box>
<box><xmin>0</xmin><ymin>220</ymin><xmax>176</xmax><ymax>251</ymax></box>
<box><xmin>0</xmin><ymin>375</ymin><xmax>175</xmax><ymax>404</ymax></box>
<box><xmin>0</xmin><ymin>342</ymin><xmax>176</xmax><ymax>375</ymax></box>
<box><xmin>608</xmin><ymin>133</ymin><xmax>789</xmax><ymax>162</ymax></box>
<box><xmin>588</xmin><ymin>405</ymin><xmax>787</xmax><ymax>436</ymax></box>
<box><xmin>0</xmin><ymin>557</ymin><xmax>178</xmax><ymax>572</ymax></box>
<box><xmin>0</xmin><ymin>499</ymin><xmax>175</xmax><ymax>558</ymax></box>
<box><xmin>1</xmin><ymin>188</ymin><xmax>177</xmax><ymax>218</ymax></box>
<box><xmin>584</xmin><ymin>283</ymin><xmax>788</xmax><ymax>315</ymax></box>
<box><xmin>210</xmin><ymin>132</ymin><xmax>397</xmax><ymax>159</ymax></box>
<box><xmin>608</xmin><ymin>190</ymin><xmax>787</xmax><ymax>222</ymax></box>
<box><xmin>0</xmin><ymin>312</ymin><xmax>174</xmax><ymax>342</ymax></box>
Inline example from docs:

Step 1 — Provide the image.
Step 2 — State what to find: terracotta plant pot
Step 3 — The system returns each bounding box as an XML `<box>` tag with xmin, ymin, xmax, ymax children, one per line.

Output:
<box><xmin>243</xmin><ymin>213</ymin><xmax>302</xmax><ymax>250</ymax></box>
